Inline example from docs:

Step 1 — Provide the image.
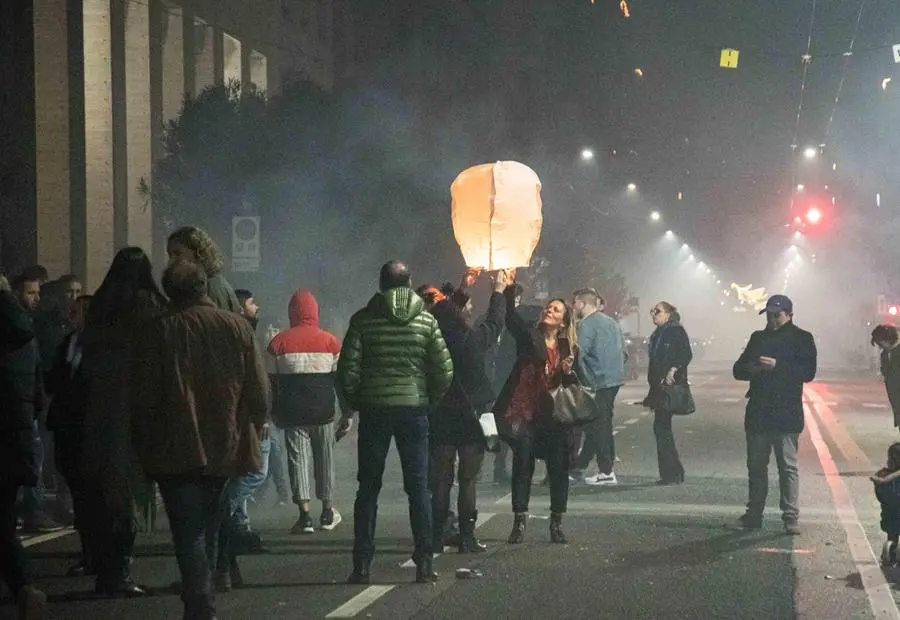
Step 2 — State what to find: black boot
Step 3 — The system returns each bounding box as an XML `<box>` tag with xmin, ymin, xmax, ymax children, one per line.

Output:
<box><xmin>507</xmin><ymin>512</ymin><xmax>527</xmax><ymax>544</ymax></box>
<box><xmin>415</xmin><ymin>556</ymin><xmax>438</xmax><ymax>583</ymax></box>
<box><xmin>95</xmin><ymin>531</ymin><xmax>145</xmax><ymax>597</ymax></box>
<box><xmin>443</xmin><ymin>510</ymin><xmax>461</xmax><ymax>547</ymax></box>
<box><xmin>347</xmin><ymin>559</ymin><xmax>371</xmax><ymax>585</ymax></box>
<box><xmin>550</xmin><ymin>513</ymin><xmax>568</xmax><ymax>544</ymax></box>
<box><xmin>458</xmin><ymin>512</ymin><xmax>486</xmax><ymax>553</ymax></box>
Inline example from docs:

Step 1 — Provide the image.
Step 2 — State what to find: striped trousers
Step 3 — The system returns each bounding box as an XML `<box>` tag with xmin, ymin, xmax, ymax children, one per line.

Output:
<box><xmin>285</xmin><ymin>423</ymin><xmax>335</xmax><ymax>505</ymax></box>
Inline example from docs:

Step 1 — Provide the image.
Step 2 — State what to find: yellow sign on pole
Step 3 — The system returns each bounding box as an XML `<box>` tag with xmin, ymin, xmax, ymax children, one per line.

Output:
<box><xmin>720</xmin><ymin>49</ymin><xmax>739</xmax><ymax>69</ymax></box>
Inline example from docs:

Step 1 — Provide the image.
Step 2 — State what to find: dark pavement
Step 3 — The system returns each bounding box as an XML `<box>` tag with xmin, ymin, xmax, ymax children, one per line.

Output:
<box><xmin>8</xmin><ymin>366</ymin><xmax>900</xmax><ymax>619</ymax></box>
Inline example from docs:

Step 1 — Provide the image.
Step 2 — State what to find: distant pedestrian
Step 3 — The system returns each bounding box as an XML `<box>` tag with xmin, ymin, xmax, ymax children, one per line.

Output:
<box><xmin>131</xmin><ymin>261</ymin><xmax>270</xmax><ymax>620</ymax></box>
<box><xmin>570</xmin><ymin>288</ymin><xmax>625</xmax><ymax>486</ymax></box>
<box><xmin>871</xmin><ymin>324</ymin><xmax>900</xmax><ymax>431</ymax></box>
<box><xmin>338</xmin><ymin>260</ymin><xmax>453</xmax><ymax>584</ymax></box>
<box><xmin>733</xmin><ymin>294</ymin><xmax>816</xmax><ymax>535</ymax></box>
<box><xmin>871</xmin><ymin>443</ymin><xmax>900</xmax><ymax>566</ymax></box>
<box><xmin>644</xmin><ymin>302</ymin><xmax>692</xmax><ymax>485</ymax></box>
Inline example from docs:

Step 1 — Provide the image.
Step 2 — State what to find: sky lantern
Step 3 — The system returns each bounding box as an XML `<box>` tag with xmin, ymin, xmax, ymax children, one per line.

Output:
<box><xmin>450</xmin><ymin>161</ymin><xmax>543</xmax><ymax>270</ymax></box>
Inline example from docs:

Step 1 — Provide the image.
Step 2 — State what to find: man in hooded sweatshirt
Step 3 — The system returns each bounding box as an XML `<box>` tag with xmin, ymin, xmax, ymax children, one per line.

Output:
<box><xmin>267</xmin><ymin>290</ymin><xmax>344</xmax><ymax>535</ymax></box>
<box><xmin>338</xmin><ymin>260</ymin><xmax>453</xmax><ymax>585</ymax></box>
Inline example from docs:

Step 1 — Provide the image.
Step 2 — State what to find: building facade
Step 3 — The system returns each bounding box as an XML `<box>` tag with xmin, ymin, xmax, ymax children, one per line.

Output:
<box><xmin>0</xmin><ymin>0</ymin><xmax>346</xmax><ymax>287</ymax></box>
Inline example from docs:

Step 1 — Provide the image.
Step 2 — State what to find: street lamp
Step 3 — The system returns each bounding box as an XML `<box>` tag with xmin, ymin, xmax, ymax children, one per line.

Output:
<box><xmin>803</xmin><ymin>147</ymin><xmax>817</xmax><ymax>160</ymax></box>
<box><xmin>650</xmin><ymin>211</ymin><xmax>661</xmax><ymax>222</ymax></box>
<box><xmin>664</xmin><ymin>230</ymin><xmax>674</xmax><ymax>238</ymax></box>
<box><xmin>627</xmin><ymin>183</ymin><xmax>637</xmax><ymax>192</ymax></box>
<box><xmin>580</xmin><ymin>148</ymin><xmax>594</xmax><ymax>161</ymax></box>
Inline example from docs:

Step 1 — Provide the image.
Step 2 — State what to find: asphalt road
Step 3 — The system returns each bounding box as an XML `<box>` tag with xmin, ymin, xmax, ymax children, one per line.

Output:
<box><xmin>8</xmin><ymin>364</ymin><xmax>900</xmax><ymax>620</ymax></box>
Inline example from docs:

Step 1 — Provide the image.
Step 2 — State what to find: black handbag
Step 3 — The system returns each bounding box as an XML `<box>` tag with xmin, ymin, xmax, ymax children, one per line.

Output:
<box><xmin>549</xmin><ymin>378</ymin><xmax>602</xmax><ymax>426</ymax></box>
<box><xmin>659</xmin><ymin>382</ymin><xmax>696</xmax><ymax>416</ymax></box>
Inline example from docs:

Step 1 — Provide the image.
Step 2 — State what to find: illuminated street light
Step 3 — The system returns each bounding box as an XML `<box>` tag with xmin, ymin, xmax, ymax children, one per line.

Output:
<box><xmin>665</xmin><ymin>230</ymin><xmax>674</xmax><ymax>238</ymax></box>
<box><xmin>803</xmin><ymin>147</ymin><xmax>817</xmax><ymax>159</ymax></box>
<box><xmin>627</xmin><ymin>183</ymin><xmax>637</xmax><ymax>192</ymax></box>
<box><xmin>796</xmin><ymin>184</ymin><xmax>804</xmax><ymax>191</ymax></box>
<box><xmin>681</xmin><ymin>243</ymin><xmax>690</xmax><ymax>250</ymax></box>
<box><xmin>580</xmin><ymin>148</ymin><xmax>595</xmax><ymax>161</ymax></box>
<box><xmin>793</xmin><ymin>231</ymin><xmax>803</xmax><ymax>239</ymax></box>
<box><xmin>688</xmin><ymin>254</ymin><xmax>695</xmax><ymax>261</ymax></box>
<box><xmin>650</xmin><ymin>211</ymin><xmax>661</xmax><ymax>222</ymax></box>
<box><xmin>698</xmin><ymin>261</ymin><xmax>706</xmax><ymax>269</ymax></box>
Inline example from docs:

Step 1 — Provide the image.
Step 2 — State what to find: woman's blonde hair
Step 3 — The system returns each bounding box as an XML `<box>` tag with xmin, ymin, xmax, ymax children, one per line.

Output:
<box><xmin>167</xmin><ymin>226</ymin><xmax>225</xmax><ymax>276</ymax></box>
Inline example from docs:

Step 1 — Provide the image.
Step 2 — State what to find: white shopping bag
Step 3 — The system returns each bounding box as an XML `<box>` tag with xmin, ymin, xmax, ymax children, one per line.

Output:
<box><xmin>479</xmin><ymin>413</ymin><xmax>500</xmax><ymax>452</ymax></box>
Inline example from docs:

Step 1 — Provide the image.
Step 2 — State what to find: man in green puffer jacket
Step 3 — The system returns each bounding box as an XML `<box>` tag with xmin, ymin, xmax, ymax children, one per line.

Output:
<box><xmin>338</xmin><ymin>260</ymin><xmax>453</xmax><ymax>586</ymax></box>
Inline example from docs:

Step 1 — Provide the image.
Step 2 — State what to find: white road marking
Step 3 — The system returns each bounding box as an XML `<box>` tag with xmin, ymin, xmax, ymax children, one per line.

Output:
<box><xmin>495</xmin><ymin>492</ymin><xmax>512</xmax><ymax>505</ymax></box>
<box><xmin>612</xmin><ymin>430</ymin><xmax>619</xmax><ymax>436</ymax></box>
<box><xmin>400</xmin><ymin>513</ymin><xmax>496</xmax><ymax>568</ymax></box>
<box><xmin>803</xmin><ymin>393</ymin><xmax>900</xmax><ymax>620</ymax></box>
<box><xmin>717</xmin><ymin>398</ymin><xmax>741</xmax><ymax>403</ymax></box>
<box><xmin>862</xmin><ymin>403</ymin><xmax>888</xmax><ymax>409</ymax></box>
<box><xmin>623</xmin><ymin>418</ymin><xmax>639</xmax><ymax>425</ymax></box>
<box><xmin>326</xmin><ymin>586</ymin><xmax>395</xmax><ymax>618</ymax></box>
<box><xmin>21</xmin><ymin>528</ymin><xmax>73</xmax><ymax>548</ymax></box>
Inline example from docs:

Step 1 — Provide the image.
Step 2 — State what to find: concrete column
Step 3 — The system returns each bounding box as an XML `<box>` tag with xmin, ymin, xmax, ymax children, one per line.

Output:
<box><xmin>33</xmin><ymin>0</ymin><xmax>71</xmax><ymax>276</ymax></box>
<box><xmin>182</xmin><ymin>6</ymin><xmax>194</xmax><ymax>96</ymax></box>
<box><xmin>193</xmin><ymin>17</ymin><xmax>215</xmax><ymax>94</ymax></box>
<box><xmin>82</xmin><ymin>0</ymin><xmax>115</xmax><ymax>288</ymax></box>
<box><xmin>125</xmin><ymin>0</ymin><xmax>152</xmax><ymax>254</ymax></box>
<box><xmin>161</xmin><ymin>1</ymin><xmax>184</xmax><ymax>122</ymax></box>
<box><xmin>213</xmin><ymin>27</ymin><xmax>225</xmax><ymax>87</ymax></box>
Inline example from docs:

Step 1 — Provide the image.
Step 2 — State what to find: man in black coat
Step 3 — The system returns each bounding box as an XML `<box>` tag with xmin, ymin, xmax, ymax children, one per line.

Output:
<box><xmin>0</xmin><ymin>276</ymin><xmax>48</xmax><ymax>615</ymax></box>
<box><xmin>733</xmin><ymin>295</ymin><xmax>817</xmax><ymax>535</ymax></box>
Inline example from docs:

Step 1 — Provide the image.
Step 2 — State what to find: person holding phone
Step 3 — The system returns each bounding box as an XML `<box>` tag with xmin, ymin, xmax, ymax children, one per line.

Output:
<box><xmin>494</xmin><ymin>284</ymin><xmax>578</xmax><ymax>545</ymax></box>
<box><xmin>733</xmin><ymin>295</ymin><xmax>816</xmax><ymax>535</ymax></box>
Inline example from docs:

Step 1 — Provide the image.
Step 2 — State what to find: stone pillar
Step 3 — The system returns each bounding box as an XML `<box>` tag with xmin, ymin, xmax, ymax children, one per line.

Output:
<box><xmin>125</xmin><ymin>0</ymin><xmax>152</xmax><ymax>254</ymax></box>
<box><xmin>161</xmin><ymin>1</ymin><xmax>184</xmax><ymax>122</ymax></box>
<box><xmin>33</xmin><ymin>0</ymin><xmax>71</xmax><ymax>276</ymax></box>
<box><xmin>193</xmin><ymin>17</ymin><xmax>215</xmax><ymax>94</ymax></box>
<box><xmin>82</xmin><ymin>0</ymin><xmax>115</xmax><ymax>289</ymax></box>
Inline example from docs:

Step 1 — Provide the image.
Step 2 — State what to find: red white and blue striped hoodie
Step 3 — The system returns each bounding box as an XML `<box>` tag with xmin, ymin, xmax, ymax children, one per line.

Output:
<box><xmin>266</xmin><ymin>290</ymin><xmax>342</xmax><ymax>427</ymax></box>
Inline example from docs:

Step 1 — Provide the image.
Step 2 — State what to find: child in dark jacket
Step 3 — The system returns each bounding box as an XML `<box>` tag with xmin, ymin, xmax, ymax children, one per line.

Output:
<box><xmin>871</xmin><ymin>442</ymin><xmax>900</xmax><ymax>565</ymax></box>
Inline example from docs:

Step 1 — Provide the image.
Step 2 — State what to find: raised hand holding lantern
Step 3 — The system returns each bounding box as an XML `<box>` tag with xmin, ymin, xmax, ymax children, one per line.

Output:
<box><xmin>450</xmin><ymin>161</ymin><xmax>543</xmax><ymax>270</ymax></box>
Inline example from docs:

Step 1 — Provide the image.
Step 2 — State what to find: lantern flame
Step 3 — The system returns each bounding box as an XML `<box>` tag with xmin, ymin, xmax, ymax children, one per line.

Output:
<box><xmin>451</xmin><ymin>161</ymin><xmax>543</xmax><ymax>271</ymax></box>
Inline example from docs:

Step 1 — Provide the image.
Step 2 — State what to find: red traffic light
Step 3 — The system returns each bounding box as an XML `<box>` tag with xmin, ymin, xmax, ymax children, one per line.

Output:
<box><xmin>890</xmin><ymin>306</ymin><xmax>898</xmax><ymax>317</ymax></box>
<box><xmin>805</xmin><ymin>207</ymin><xmax>822</xmax><ymax>224</ymax></box>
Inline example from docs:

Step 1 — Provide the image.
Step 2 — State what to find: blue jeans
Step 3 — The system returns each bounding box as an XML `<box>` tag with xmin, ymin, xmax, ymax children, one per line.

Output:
<box><xmin>353</xmin><ymin>407</ymin><xmax>432</xmax><ymax>566</ymax></box>
<box><xmin>257</xmin><ymin>428</ymin><xmax>289</xmax><ymax>501</ymax></box>
<box><xmin>21</xmin><ymin>420</ymin><xmax>45</xmax><ymax>517</ymax></box>
<box><xmin>229</xmin><ymin>435</ymin><xmax>271</xmax><ymax>531</ymax></box>
<box><xmin>158</xmin><ymin>475</ymin><xmax>227</xmax><ymax>620</ymax></box>
<box><xmin>217</xmin><ymin>435</ymin><xmax>270</xmax><ymax>568</ymax></box>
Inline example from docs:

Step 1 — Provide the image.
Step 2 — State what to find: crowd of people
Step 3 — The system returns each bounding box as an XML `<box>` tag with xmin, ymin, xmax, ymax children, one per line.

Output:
<box><xmin>2</xmin><ymin>223</ymin><xmax>837</xmax><ymax>620</ymax></box>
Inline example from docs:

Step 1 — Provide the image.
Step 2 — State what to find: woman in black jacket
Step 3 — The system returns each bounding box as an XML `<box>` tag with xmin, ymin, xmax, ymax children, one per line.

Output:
<box><xmin>430</xmin><ymin>270</ymin><xmax>507</xmax><ymax>553</ymax></box>
<box><xmin>494</xmin><ymin>284</ymin><xmax>578</xmax><ymax>544</ymax></box>
<box><xmin>644</xmin><ymin>302</ymin><xmax>693</xmax><ymax>485</ymax></box>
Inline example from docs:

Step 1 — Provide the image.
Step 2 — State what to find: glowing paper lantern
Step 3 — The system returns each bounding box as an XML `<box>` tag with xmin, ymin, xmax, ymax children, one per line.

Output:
<box><xmin>450</xmin><ymin>161</ymin><xmax>543</xmax><ymax>270</ymax></box>
<box><xmin>720</xmin><ymin>49</ymin><xmax>739</xmax><ymax>69</ymax></box>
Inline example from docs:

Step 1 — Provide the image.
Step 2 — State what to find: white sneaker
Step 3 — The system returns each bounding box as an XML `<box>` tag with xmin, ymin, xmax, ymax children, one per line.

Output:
<box><xmin>585</xmin><ymin>472</ymin><xmax>618</xmax><ymax>486</ymax></box>
<box><xmin>17</xmin><ymin>585</ymin><xmax>47</xmax><ymax>620</ymax></box>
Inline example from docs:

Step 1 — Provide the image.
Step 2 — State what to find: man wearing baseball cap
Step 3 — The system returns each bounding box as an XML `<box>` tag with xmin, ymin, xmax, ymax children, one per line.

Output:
<box><xmin>733</xmin><ymin>294</ymin><xmax>817</xmax><ymax>535</ymax></box>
